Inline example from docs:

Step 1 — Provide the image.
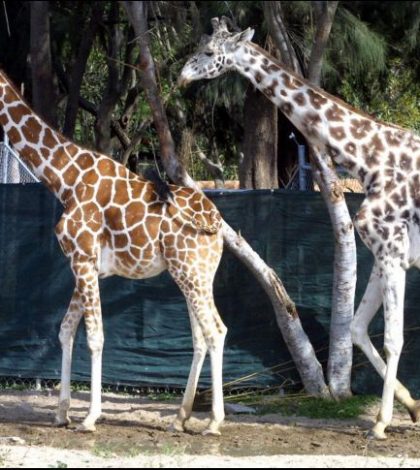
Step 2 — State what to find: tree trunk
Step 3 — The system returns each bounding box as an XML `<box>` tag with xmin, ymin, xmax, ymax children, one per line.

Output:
<box><xmin>94</xmin><ymin>3</ymin><xmax>122</xmax><ymax>154</ymax></box>
<box><xmin>63</xmin><ymin>2</ymin><xmax>103</xmax><ymax>139</ymax></box>
<box><xmin>95</xmin><ymin>4</ymin><xmax>136</xmax><ymax>154</ymax></box>
<box><xmin>307</xmin><ymin>1</ymin><xmax>339</xmax><ymax>86</ymax></box>
<box><xmin>122</xmin><ymin>0</ymin><xmax>329</xmax><ymax>397</ymax></box>
<box><xmin>311</xmin><ymin>153</ymin><xmax>355</xmax><ymax>399</ymax></box>
<box><xmin>264</xmin><ymin>1</ymin><xmax>355</xmax><ymax>399</ymax></box>
<box><xmin>240</xmin><ymin>88</ymin><xmax>278</xmax><ymax>189</ymax></box>
<box><xmin>30</xmin><ymin>1</ymin><xmax>57</xmax><ymax>127</ymax></box>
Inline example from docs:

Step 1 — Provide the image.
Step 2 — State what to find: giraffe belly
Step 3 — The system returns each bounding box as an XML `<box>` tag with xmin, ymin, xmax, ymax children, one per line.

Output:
<box><xmin>98</xmin><ymin>244</ymin><xmax>167</xmax><ymax>279</ymax></box>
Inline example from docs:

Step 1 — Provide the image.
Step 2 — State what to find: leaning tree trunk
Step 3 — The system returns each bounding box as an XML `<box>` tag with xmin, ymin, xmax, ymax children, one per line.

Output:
<box><xmin>264</xmin><ymin>0</ymin><xmax>354</xmax><ymax>399</ymax></box>
<box><xmin>122</xmin><ymin>0</ymin><xmax>329</xmax><ymax>397</ymax></box>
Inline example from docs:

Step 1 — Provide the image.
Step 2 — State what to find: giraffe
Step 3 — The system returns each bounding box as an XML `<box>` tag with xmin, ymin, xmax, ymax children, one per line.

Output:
<box><xmin>0</xmin><ymin>69</ymin><xmax>227</xmax><ymax>436</ymax></box>
<box><xmin>179</xmin><ymin>17</ymin><xmax>420</xmax><ymax>440</ymax></box>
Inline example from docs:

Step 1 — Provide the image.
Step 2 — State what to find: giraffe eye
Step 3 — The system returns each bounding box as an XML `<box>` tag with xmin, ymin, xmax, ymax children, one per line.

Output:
<box><xmin>204</xmin><ymin>51</ymin><xmax>214</xmax><ymax>57</ymax></box>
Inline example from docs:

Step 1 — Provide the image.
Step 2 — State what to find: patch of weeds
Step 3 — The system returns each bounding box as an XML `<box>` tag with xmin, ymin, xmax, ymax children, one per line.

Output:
<box><xmin>0</xmin><ymin>449</ymin><xmax>10</xmax><ymax>467</ymax></box>
<box><xmin>70</xmin><ymin>383</ymin><xmax>91</xmax><ymax>393</ymax></box>
<box><xmin>92</xmin><ymin>441</ymin><xmax>142</xmax><ymax>459</ymax></box>
<box><xmin>251</xmin><ymin>394</ymin><xmax>378</xmax><ymax>419</ymax></box>
<box><xmin>92</xmin><ymin>442</ymin><xmax>116</xmax><ymax>459</ymax></box>
<box><xmin>0</xmin><ymin>383</ymin><xmax>27</xmax><ymax>392</ymax></box>
<box><xmin>160</xmin><ymin>443</ymin><xmax>187</xmax><ymax>457</ymax></box>
<box><xmin>48</xmin><ymin>461</ymin><xmax>68</xmax><ymax>468</ymax></box>
<box><xmin>147</xmin><ymin>391</ymin><xmax>180</xmax><ymax>402</ymax></box>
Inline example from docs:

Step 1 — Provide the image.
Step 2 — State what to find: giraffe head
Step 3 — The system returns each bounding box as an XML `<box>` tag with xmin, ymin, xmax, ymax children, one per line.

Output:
<box><xmin>178</xmin><ymin>17</ymin><xmax>254</xmax><ymax>87</ymax></box>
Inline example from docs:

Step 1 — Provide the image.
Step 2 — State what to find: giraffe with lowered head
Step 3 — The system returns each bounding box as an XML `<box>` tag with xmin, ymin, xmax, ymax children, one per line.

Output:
<box><xmin>0</xmin><ymin>69</ymin><xmax>227</xmax><ymax>436</ymax></box>
<box><xmin>179</xmin><ymin>17</ymin><xmax>420</xmax><ymax>440</ymax></box>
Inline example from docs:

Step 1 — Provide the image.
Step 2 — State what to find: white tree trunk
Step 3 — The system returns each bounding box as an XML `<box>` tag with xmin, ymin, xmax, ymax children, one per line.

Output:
<box><xmin>311</xmin><ymin>152</ymin><xmax>356</xmax><ymax>399</ymax></box>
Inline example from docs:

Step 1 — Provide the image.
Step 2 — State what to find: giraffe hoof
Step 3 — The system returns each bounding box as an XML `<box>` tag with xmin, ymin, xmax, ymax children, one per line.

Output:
<box><xmin>75</xmin><ymin>422</ymin><xmax>96</xmax><ymax>433</ymax></box>
<box><xmin>366</xmin><ymin>428</ymin><xmax>387</xmax><ymax>441</ymax></box>
<box><xmin>168</xmin><ymin>420</ymin><xmax>185</xmax><ymax>433</ymax></box>
<box><xmin>54</xmin><ymin>416</ymin><xmax>71</xmax><ymax>428</ymax></box>
<box><xmin>201</xmin><ymin>428</ymin><xmax>221</xmax><ymax>437</ymax></box>
<box><xmin>408</xmin><ymin>401</ymin><xmax>420</xmax><ymax>423</ymax></box>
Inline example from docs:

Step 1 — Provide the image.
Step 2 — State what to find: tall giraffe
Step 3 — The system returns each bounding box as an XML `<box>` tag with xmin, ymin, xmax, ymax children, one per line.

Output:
<box><xmin>0</xmin><ymin>69</ymin><xmax>227</xmax><ymax>436</ymax></box>
<box><xmin>179</xmin><ymin>17</ymin><xmax>420</xmax><ymax>440</ymax></box>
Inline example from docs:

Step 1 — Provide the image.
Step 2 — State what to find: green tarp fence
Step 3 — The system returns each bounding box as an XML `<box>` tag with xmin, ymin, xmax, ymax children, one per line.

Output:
<box><xmin>0</xmin><ymin>184</ymin><xmax>419</xmax><ymax>395</ymax></box>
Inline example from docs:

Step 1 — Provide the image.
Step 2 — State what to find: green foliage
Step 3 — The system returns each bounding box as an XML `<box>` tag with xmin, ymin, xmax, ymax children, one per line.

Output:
<box><xmin>340</xmin><ymin>58</ymin><xmax>420</xmax><ymax>132</ymax></box>
<box><xmin>325</xmin><ymin>7</ymin><xmax>387</xmax><ymax>86</ymax></box>
<box><xmin>254</xmin><ymin>395</ymin><xmax>378</xmax><ymax>420</ymax></box>
<box><xmin>12</xmin><ymin>0</ymin><xmax>418</xmax><ymax>179</ymax></box>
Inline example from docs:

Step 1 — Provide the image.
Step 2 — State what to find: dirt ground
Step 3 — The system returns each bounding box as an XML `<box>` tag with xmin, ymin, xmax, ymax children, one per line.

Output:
<box><xmin>0</xmin><ymin>390</ymin><xmax>420</xmax><ymax>468</ymax></box>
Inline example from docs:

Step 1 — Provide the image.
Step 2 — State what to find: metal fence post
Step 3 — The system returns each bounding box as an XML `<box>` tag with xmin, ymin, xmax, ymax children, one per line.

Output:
<box><xmin>2</xmin><ymin>134</ymin><xmax>8</xmax><ymax>184</ymax></box>
<box><xmin>298</xmin><ymin>144</ymin><xmax>307</xmax><ymax>191</ymax></box>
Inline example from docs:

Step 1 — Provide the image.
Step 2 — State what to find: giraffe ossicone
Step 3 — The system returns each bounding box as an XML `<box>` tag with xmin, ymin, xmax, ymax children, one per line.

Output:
<box><xmin>179</xmin><ymin>16</ymin><xmax>420</xmax><ymax>440</ymax></box>
<box><xmin>0</xmin><ymin>69</ymin><xmax>227</xmax><ymax>436</ymax></box>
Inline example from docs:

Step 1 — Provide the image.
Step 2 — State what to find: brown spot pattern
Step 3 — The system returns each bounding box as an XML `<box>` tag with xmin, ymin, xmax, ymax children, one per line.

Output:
<box><xmin>307</xmin><ymin>89</ymin><xmax>328</xmax><ymax>109</ymax></box>
<box><xmin>350</xmin><ymin>118</ymin><xmax>372</xmax><ymax>139</ymax></box>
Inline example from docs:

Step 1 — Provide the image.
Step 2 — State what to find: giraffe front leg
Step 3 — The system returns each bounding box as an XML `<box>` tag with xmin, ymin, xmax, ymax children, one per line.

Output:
<box><xmin>55</xmin><ymin>291</ymin><xmax>83</xmax><ymax>427</ymax></box>
<box><xmin>369</xmin><ymin>261</ymin><xmax>405</xmax><ymax>440</ymax></box>
<box><xmin>76</xmin><ymin>311</ymin><xmax>104</xmax><ymax>433</ymax></box>
<box><xmin>69</xmin><ymin>261</ymin><xmax>104</xmax><ymax>433</ymax></box>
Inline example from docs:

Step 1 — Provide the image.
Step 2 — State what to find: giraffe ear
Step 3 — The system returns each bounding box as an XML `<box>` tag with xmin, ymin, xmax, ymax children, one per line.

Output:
<box><xmin>232</xmin><ymin>27</ymin><xmax>255</xmax><ymax>44</ymax></box>
<box><xmin>211</xmin><ymin>17</ymin><xmax>220</xmax><ymax>32</ymax></box>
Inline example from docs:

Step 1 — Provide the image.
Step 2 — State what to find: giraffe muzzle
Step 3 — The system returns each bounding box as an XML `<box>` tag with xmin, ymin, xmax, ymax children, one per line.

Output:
<box><xmin>177</xmin><ymin>75</ymin><xmax>192</xmax><ymax>88</ymax></box>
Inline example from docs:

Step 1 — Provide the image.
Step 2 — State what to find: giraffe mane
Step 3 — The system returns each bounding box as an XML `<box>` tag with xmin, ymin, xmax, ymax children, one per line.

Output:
<box><xmin>250</xmin><ymin>43</ymin><xmax>410</xmax><ymax>133</ymax></box>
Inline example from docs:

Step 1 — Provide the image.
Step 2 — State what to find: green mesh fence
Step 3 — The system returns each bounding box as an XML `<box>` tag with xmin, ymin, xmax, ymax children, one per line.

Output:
<box><xmin>0</xmin><ymin>185</ymin><xmax>419</xmax><ymax>395</ymax></box>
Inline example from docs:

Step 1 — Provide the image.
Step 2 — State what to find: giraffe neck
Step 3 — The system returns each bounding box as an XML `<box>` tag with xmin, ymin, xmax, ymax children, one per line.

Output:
<box><xmin>0</xmin><ymin>71</ymin><xmax>104</xmax><ymax>204</ymax></box>
<box><xmin>234</xmin><ymin>42</ymin><xmax>375</xmax><ymax>182</ymax></box>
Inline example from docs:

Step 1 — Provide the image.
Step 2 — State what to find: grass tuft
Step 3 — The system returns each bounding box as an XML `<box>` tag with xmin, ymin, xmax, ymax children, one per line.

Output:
<box><xmin>255</xmin><ymin>395</ymin><xmax>378</xmax><ymax>419</ymax></box>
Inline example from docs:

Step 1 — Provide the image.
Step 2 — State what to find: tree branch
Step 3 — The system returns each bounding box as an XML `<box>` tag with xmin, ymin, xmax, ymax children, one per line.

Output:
<box><xmin>262</xmin><ymin>2</ymin><xmax>302</xmax><ymax>74</ymax></box>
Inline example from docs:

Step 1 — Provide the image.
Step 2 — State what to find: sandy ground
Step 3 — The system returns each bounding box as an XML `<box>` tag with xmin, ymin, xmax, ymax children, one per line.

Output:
<box><xmin>0</xmin><ymin>390</ymin><xmax>419</xmax><ymax>468</ymax></box>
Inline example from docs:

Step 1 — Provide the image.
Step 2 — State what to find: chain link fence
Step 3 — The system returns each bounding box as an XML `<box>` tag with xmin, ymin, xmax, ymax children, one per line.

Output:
<box><xmin>0</xmin><ymin>137</ymin><xmax>39</xmax><ymax>184</ymax></box>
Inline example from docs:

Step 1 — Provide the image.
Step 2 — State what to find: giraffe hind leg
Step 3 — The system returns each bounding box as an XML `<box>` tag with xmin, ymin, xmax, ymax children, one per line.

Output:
<box><xmin>369</xmin><ymin>261</ymin><xmax>405</xmax><ymax>441</ymax></box>
<box><xmin>202</xmin><ymin>310</ymin><xmax>227</xmax><ymax>436</ymax></box>
<box><xmin>351</xmin><ymin>263</ymin><xmax>419</xmax><ymax>434</ymax></box>
<box><xmin>167</xmin><ymin>257</ymin><xmax>226</xmax><ymax>435</ymax></box>
<box><xmin>169</xmin><ymin>307</ymin><xmax>208</xmax><ymax>433</ymax></box>
<box><xmin>169</xmin><ymin>298</ymin><xmax>227</xmax><ymax>436</ymax></box>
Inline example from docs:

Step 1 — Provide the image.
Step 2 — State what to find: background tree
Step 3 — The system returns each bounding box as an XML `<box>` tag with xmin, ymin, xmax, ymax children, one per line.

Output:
<box><xmin>30</xmin><ymin>1</ymin><xmax>58</xmax><ymax>127</ymax></box>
